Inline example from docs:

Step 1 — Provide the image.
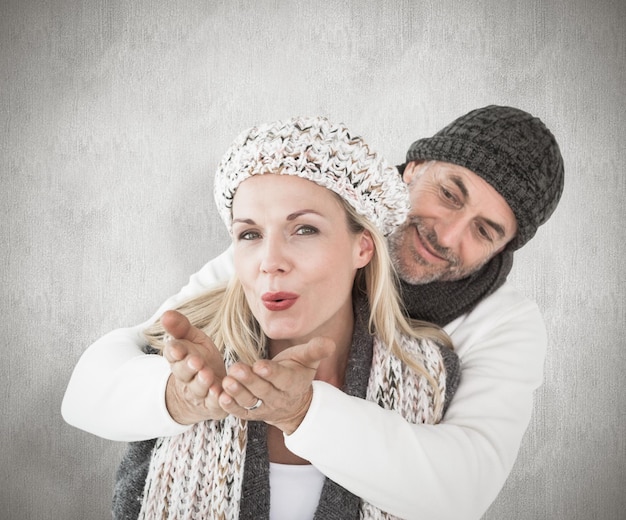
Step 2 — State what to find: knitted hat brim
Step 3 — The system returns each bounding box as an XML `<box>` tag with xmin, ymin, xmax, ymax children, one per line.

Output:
<box><xmin>406</xmin><ymin>136</ymin><xmax>533</xmax><ymax>249</ymax></box>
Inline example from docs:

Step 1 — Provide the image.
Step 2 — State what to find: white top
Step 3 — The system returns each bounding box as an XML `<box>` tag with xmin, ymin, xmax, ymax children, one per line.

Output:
<box><xmin>62</xmin><ymin>246</ymin><xmax>546</xmax><ymax>520</ymax></box>
<box><xmin>269</xmin><ymin>463</ymin><xmax>325</xmax><ymax>520</ymax></box>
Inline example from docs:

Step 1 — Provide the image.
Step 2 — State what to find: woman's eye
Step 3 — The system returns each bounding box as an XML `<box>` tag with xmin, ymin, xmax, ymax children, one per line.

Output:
<box><xmin>238</xmin><ymin>230</ymin><xmax>261</xmax><ymax>241</ymax></box>
<box><xmin>295</xmin><ymin>225</ymin><xmax>318</xmax><ymax>236</ymax></box>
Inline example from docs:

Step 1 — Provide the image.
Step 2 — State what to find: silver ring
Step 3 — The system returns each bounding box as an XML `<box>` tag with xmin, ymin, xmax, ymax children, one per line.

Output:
<box><xmin>243</xmin><ymin>398</ymin><xmax>263</xmax><ymax>411</ymax></box>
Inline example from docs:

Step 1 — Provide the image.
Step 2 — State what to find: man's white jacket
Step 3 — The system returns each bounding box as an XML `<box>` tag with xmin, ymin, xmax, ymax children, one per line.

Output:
<box><xmin>62</xmin><ymin>247</ymin><xmax>546</xmax><ymax>520</ymax></box>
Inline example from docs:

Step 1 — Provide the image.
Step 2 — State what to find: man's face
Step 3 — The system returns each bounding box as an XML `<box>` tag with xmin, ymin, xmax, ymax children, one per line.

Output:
<box><xmin>387</xmin><ymin>160</ymin><xmax>518</xmax><ymax>284</ymax></box>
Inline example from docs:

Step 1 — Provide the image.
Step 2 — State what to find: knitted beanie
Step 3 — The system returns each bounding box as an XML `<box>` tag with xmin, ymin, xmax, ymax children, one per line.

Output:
<box><xmin>214</xmin><ymin>116</ymin><xmax>410</xmax><ymax>237</ymax></box>
<box><xmin>404</xmin><ymin>105</ymin><xmax>564</xmax><ymax>249</ymax></box>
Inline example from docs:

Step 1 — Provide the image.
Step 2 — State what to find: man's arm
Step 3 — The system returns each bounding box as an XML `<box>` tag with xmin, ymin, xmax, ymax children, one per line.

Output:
<box><xmin>61</xmin><ymin>247</ymin><xmax>235</xmax><ymax>441</ymax></box>
<box><xmin>284</xmin><ymin>284</ymin><xmax>546</xmax><ymax>520</ymax></box>
<box><xmin>63</xmin><ymin>259</ymin><xmax>544</xmax><ymax>518</ymax></box>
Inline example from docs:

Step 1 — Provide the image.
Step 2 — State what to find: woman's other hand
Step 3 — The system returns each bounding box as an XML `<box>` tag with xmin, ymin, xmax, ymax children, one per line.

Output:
<box><xmin>161</xmin><ymin>310</ymin><xmax>228</xmax><ymax>424</ymax></box>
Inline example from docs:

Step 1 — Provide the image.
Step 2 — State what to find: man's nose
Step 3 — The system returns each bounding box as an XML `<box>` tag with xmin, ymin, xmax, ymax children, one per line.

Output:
<box><xmin>434</xmin><ymin>216</ymin><xmax>467</xmax><ymax>249</ymax></box>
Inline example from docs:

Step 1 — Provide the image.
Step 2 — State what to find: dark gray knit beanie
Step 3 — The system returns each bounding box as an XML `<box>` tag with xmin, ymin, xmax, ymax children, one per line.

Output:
<box><xmin>405</xmin><ymin>105</ymin><xmax>564</xmax><ymax>250</ymax></box>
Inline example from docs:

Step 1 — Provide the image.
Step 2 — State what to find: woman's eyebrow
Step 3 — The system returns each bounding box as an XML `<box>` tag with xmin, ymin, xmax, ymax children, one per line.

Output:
<box><xmin>232</xmin><ymin>218</ymin><xmax>256</xmax><ymax>225</ymax></box>
<box><xmin>232</xmin><ymin>210</ymin><xmax>324</xmax><ymax>225</ymax></box>
<box><xmin>286</xmin><ymin>210</ymin><xmax>323</xmax><ymax>221</ymax></box>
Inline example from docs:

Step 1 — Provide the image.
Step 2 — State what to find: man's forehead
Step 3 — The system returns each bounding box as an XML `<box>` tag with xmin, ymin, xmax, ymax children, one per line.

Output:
<box><xmin>431</xmin><ymin>161</ymin><xmax>478</xmax><ymax>180</ymax></box>
<box><xmin>430</xmin><ymin>161</ymin><xmax>501</xmax><ymax>199</ymax></box>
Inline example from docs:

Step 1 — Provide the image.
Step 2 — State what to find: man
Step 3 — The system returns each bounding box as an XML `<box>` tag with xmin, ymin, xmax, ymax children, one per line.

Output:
<box><xmin>62</xmin><ymin>105</ymin><xmax>564</xmax><ymax>519</ymax></box>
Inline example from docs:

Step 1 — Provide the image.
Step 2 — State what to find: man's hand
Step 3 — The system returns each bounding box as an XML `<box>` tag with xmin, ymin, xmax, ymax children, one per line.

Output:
<box><xmin>161</xmin><ymin>310</ymin><xmax>228</xmax><ymax>425</ymax></box>
<box><xmin>218</xmin><ymin>337</ymin><xmax>336</xmax><ymax>434</ymax></box>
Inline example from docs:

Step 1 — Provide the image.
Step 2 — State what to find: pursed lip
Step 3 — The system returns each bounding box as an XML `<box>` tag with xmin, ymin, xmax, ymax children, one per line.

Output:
<box><xmin>261</xmin><ymin>291</ymin><xmax>299</xmax><ymax>311</ymax></box>
<box><xmin>412</xmin><ymin>225</ymin><xmax>448</xmax><ymax>263</ymax></box>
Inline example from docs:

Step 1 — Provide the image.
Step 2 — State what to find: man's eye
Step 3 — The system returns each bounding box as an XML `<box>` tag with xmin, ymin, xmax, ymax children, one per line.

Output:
<box><xmin>441</xmin><ymin>187</ymin><xmax>459</xmax><ymax>205</ymax></box>
<box><xmin>476</xmin><ymin>225</ymin><xmax>493</xmax><ymax>242</ymax></box>
<box><xmin>295</xmin><ymin>225</ymin><xmax>318</xmax><ymax>236</ymax></box>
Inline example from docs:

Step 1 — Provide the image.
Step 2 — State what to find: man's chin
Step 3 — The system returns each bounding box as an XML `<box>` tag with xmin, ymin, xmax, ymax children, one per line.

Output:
<box><xmin>389</xmin><ymin>230</ymin><xmax>452</xmax><ymax>284</ymax></box>
<box><xmin>397</xmin><ymin>260</ymin><xmax>486</xmax><ymax>285</ymax></box>
<box><xmin>393</xmin><ymin>251</ymin><xmax>474</xmax><ymax>285</ymax></box>
<box><xmin>393</xmin><ymin>257</ymin><xmax>446</xmax><ymax>285</ymax></box>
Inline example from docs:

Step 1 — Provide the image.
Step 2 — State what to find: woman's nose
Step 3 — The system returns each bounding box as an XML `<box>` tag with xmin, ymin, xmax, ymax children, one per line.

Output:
<box><xmin>259</xmin><ymin>236</ymin><xmax>289</xmax><ymax>274</ymax></box>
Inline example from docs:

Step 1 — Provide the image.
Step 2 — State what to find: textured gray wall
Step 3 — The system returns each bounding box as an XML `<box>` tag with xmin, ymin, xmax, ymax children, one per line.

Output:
<box><xmin>2</xmin><ymin>1</ymin><xmax>624</xmax><ymax>519</ymax></box>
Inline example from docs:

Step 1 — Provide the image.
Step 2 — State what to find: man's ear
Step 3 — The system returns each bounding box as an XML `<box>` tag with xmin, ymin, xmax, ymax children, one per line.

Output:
<box><xmin>402</xmin><ymin>160</ymin><xmax>424</xmax><ymax>184</ymax></box>
<box><xmin>354</xmin><ymin>230</ymin><xmax>375</xmax><ymax>269</ymax></box>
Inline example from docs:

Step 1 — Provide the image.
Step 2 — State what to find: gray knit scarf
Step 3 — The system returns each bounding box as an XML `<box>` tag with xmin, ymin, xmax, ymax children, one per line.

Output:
<box><xmin>399</xmin><ymin>248</ymin><xmax>513</xmax><ymax>326</ymax></box>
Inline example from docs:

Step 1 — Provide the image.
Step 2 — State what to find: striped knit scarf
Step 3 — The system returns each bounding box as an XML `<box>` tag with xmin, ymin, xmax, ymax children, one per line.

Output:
<box><xmin>137</xmin><ymin>326</ymin><xmax>445</xmax><ymax>520</ymax></box>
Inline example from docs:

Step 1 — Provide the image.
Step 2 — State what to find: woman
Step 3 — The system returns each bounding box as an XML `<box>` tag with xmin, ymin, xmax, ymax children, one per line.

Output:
<box><xmin>114</xmin><ymin>116</ymin><xmax>459</xmax><ymax>520</ymax></box>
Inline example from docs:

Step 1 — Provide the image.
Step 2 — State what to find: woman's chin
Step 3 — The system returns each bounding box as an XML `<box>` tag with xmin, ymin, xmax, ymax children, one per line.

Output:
<box><xmin>263</xmin><ymin>327</ymin><xmax>313</xmax><ymax>349</ymax></box>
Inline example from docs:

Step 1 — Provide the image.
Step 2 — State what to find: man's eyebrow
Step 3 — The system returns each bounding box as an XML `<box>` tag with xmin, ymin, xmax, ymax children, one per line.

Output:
<box><xmin>483</xmin><ymin>218</ymin><xmax>506</xmax><ymax>239</ymax></box>
<box><xmin>449</xmin><ymin>175</ymin><xmax>506</xmax><ymax>239</ymax></box>
<box><xmin>450</xmin><ymin>175</ymin><xmax>469</xmax><ymax>198</ymax></box>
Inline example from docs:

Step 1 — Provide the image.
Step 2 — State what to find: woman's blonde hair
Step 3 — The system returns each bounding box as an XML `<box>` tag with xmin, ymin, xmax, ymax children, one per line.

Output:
<box><xmin>145</xmin><ymin>194</ymin><xmax>451</xmax><ymax>412</ymax></box>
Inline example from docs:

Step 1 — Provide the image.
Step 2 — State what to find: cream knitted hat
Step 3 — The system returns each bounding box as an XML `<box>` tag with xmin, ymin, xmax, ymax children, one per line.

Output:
<box><xmin>213</xmin><ymin>116</ymin><xmax>410</xmax><ymax>236</ymax></box>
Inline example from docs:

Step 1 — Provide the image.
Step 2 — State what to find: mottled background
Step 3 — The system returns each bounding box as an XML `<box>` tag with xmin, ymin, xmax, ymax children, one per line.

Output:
<box><xmin>1</xmin><ymin>1</ymin><xmax>624</xmax><ymax>519</ymax></box>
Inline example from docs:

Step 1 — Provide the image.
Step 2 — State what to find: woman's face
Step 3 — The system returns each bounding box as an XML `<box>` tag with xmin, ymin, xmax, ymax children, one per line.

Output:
<box><xmin>231</xmin><ymin>174</ymin><xmax>373</xmax><ymax>348</ymax></box>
